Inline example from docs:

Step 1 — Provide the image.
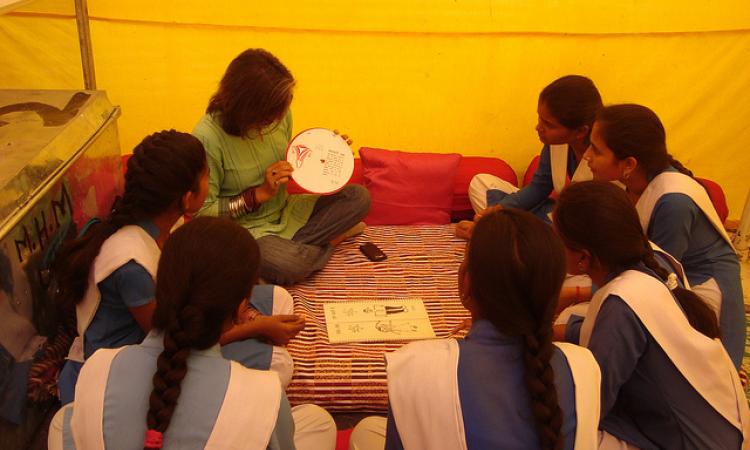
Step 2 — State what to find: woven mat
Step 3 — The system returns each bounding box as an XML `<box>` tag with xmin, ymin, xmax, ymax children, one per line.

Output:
<box><xmin>286</xmin><ymin>224</ymin><xmax>470</xmax><ymax>411</ymax></box>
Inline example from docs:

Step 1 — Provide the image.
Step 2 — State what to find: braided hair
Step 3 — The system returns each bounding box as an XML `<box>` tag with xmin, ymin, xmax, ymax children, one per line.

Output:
<box><xmin>554</xmin><ymin>181</ymin><xmax>719</xmax><ymax>338</ymax></box>
<box><xmin>55</xmin><ymin>130</ymin><xmax>206</xmax><ymax>308</ymax></box>
<box><xmin>207</xmin><ymin>48</ymin><xmax>295</xmax><ymax>137</ymax></box>
<box><xmin>144</xmin><ymin>217</ymin><xmax>260</xmax><ymax>449</ymax></box>
<box><xmin>468</xmin><ymin>209</ymin><xmax>566</xmax><ymax>450</ymax></box>
<box><xmin>595</xmin><ymin>104</ymin><xmax>695</xmax><ymax>179</ymax></box>
<box><xmin>539</xmin><ymin>75</ymin><xmax>603</xmax><ymax>144</ymax></box>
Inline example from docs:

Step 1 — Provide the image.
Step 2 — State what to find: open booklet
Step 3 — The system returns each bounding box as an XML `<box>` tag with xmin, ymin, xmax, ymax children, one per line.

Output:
<box><xmin>324</xmin><ymin>298</ymin><xmax>436</xmax><ymax>344</ymax></box>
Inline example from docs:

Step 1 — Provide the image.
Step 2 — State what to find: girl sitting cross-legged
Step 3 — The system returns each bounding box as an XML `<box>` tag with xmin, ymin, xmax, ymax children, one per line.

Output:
<box><xmin>49</xmin><ymin>217</ymin><xmax>336</xmax><ymax>450</ymax></box>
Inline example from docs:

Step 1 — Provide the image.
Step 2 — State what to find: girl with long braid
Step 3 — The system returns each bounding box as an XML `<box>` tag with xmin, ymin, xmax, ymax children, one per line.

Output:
<box><xmin>555</xmin><ymin>181</ymin><xmax>749</xmax><ymax>449</ymax></box>
<box><xmin>350</xmin><ymin>209</ymin><xmax>601</xmax><ymax>450</ymax></box>
<box><xmin>55</xmin><ymin>130</ymin><xmax>209</xmax><ymax>405</ymax></box>
<box><xmin>56</xmin><ymin>130</ymin><xmax>302</xmax><ymax>407</ymax></box>
<box><xmin>51</xmin><ymin>217</ymin><xmax>336</xmax><ymax>450</ymax></box>
<box><xmin>583</xmin><ymin>104</ymin><xmax>745</xmax><ymax>367</ymax></box>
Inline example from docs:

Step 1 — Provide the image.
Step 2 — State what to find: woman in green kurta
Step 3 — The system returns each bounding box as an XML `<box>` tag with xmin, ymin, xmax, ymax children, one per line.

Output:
<box><xmin>193</xmin><ymin>49</ymin><xmax>370</xmax><ymax>285</ymax></box>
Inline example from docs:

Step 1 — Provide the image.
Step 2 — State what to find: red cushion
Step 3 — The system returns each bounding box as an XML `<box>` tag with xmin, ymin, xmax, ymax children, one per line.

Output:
<box><xmin>122</xmin><ymin>154</ymin><xmax>132</xmax><ymax>175</ymax></box>
<box><xmin>696</xmin><ymin>177</ymin><xmax>729</xmax><ymax>224</ymax></box>
<box><xmin>523</xmin><ymin>155</ymin><xmax>541</xmax><ymax>187</ymax></box>
<box><xmin>451</xmin><ymin>157</ymin><xmax>518</xmax><ymax>220</ymax></box>
<box><xmin>287</xmin><ymin>159</ymin><xmax>364</xmax><ymax>194</ymax></box>
<box><xmin>336</xmin><ymin>429</ymin><xmax>353</xmax><ymax>450</ymax></box>
<box><xmin>360</xmin><ymin>147</ymin><xmax>462</xmax><ymax>225</ymax></box>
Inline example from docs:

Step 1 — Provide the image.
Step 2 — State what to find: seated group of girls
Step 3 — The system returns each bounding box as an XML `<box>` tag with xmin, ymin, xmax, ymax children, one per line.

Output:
<box><xmin>47</xmin><ymin>48</ymin><xmax>748</xmax><ymax>450</ymax></box>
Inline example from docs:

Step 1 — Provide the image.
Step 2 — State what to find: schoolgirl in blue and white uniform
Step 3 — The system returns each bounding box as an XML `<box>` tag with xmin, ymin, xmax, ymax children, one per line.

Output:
<box><xmin>351</xmin><ymin>209</ymin><xmax>601</xmax><ymax>450</ymax></box>
<box><xmin>555</xmin><ymin>181</ymin><xmax>749</xmax><ymax>449</ymax></box>
<box><xmin>584</xmin><ymin>104</ymin><xmax>745</xmax><ymax>367</ymax></box>
<box><xmin>461</xmin><ymin>74</ymin><xmax>602</xmax><ymax>234</ymax></box>
<box><xmin>49</xmin><ymin>217</ymin><xmax>336</xmax><ymax>450</ymax></box>
<box><xmin>55</xmin><ymin>131</ymin><xmax>301</xmax><ymax>405</ymax></box>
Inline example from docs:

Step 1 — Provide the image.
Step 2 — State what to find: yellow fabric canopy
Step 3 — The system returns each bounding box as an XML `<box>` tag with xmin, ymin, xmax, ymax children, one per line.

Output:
<box><xmin>2</xmin><ymin>0</ymin><xmax>748</xmax><ymax>215</ymax></box>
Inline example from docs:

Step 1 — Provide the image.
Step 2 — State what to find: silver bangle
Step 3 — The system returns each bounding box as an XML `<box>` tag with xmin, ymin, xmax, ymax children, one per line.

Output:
<box><xmin>228</xmin><ymin>194</ymin><xmax>250</xmax><ymax>219</ymax></box>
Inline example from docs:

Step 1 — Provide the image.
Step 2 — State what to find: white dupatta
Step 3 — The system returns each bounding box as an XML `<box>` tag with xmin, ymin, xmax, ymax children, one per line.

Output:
<box><xmin>579</xmin><ymin>270</ymin><xmax>750</xmax><ymax>447</ymax></box>
<box><xmin>71</xmin><ymin>347</ymin><xmax>282</xmax><ymax>450</ymax></box>
<box><xmin>635</xmin><ymin>171</ymin><xmax>733</xmax><ymax>249</ymax></box>
<box><xmin>68</xmin><ymin>225</ymin><xmax>160</xmax><ymax>362</ymax></box>
<box><xmin>550</xmin><ymin>144</ymin><xmax>593</xmax><ymax>195</ymax></box>
<box><xmin>386</xmin><ymin>337</ymin><xmax>601</xmax><ymax>450</ymax></box>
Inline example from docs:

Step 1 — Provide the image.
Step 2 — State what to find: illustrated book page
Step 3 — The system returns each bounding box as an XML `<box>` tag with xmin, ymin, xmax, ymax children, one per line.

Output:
<box><xmin>324</xmin><ymin>298</ymin><xmax>436</xmax><ymax>344</ymax></box>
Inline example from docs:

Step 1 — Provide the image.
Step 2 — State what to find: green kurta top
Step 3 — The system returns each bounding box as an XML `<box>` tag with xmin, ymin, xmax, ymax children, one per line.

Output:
<box><xmin>192</xmin><ymin>111</ymin><xmax>317</xmax><ymax>239</ymax></box>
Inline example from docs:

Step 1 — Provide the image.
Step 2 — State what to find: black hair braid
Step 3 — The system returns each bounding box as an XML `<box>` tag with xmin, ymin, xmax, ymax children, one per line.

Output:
<box><xmin>144</xmin><ymin>304</ymin><xmax>208</xmax><ymax>448</ymax></box>
<box><xmin>53</xmin><ymin>196</ymin><xmax>139</xmax><ymax>310</ymax></box>
<box><xmin>142</xmin><ymin>217</ymin><xmax>260</xmax><ymax>449</ymax></box>
<box><xmin>522</xmin><ymin>329</ymin><xmax>564</xmax><ymax>450</ymax></box>
<box><xmin>666</xmin><ymin>155</ymin><xmax>695</xmax><ymax>178</ymax></box>
<box><xmin>54</xmin><ymin>130</ymin><xmax>205</xmax><ymax>308</ymax></box>
<box><xmin>640</xmin><ymin>240</ymin><xmax>720</xmax><ymax>339</ymax></box>
<box><xmin>469</xmin><ymin>210</ymin><xmax>566</xmax><ymax>450</ymax></box>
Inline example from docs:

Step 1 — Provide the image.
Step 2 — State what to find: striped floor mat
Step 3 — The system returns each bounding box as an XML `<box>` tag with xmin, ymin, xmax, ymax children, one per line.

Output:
<box><xmin>286</xmin><ymin>224</ymin><xmax>469</xmax><ymax>411</ymax></box>
<box><xmin>286</xmin><ymin>224</ymin><xmax>750</xmax><ymax>409</ymax></box>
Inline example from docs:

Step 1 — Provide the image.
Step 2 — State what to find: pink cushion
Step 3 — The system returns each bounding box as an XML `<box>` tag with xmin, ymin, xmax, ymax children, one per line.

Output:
<box><xmin>287</xmin><ymin>159</ymin><xmax>364</xmax><ymax>194</ymax></box>
<box><xmin>360</xmin><ymin>147</ymin><xmax>462</xmax><ymax>225</ymax></box>
<box><xmin>696</xmin><ymin>177</ymin><xmax>729</xmax><ymax>224</ymax></box>
<box><xmin>452</xmin><ymin>157</ymin><xmax>518</xmax><ymax>218</ymax></box>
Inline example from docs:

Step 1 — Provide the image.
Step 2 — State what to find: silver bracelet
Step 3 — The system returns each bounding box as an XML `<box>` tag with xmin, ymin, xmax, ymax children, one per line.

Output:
<box><xmin>228</xmin><ymin>194</ymin><xmax>250</xmax><ymax>219</ymax></box>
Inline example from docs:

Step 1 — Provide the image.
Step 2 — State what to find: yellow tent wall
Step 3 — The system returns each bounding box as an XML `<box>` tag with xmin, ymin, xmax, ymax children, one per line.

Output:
<box><xmin>2</xmin><ymin>1</ymin><xmax>749</xmax><ymax>216</ymax></box>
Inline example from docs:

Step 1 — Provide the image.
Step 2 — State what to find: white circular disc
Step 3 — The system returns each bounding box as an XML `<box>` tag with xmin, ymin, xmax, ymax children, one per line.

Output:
<box><xmin>286</xmin><ymin>128</ymin><xmax>355</xmax><ymax>194</ymax></box>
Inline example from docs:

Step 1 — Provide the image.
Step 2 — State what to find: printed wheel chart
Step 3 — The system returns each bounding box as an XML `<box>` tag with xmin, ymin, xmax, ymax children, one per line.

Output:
<box><xmin>286</xmin><ymin>128</ymin><xmax>355</xmax><ymax>194</ymax></box>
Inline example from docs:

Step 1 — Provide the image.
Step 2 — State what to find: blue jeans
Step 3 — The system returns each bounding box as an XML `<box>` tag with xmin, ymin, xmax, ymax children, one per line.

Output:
<box><xmin>257</xmin><ymin>184</ymin><xmax>370</xmax><ymax>285</ymax></box>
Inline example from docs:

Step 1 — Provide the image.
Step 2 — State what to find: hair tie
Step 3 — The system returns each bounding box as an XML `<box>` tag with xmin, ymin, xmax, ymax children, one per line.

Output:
<box><xmin>144</xmin><ymin>429</ymin><xmax>163</xmax><ymax>449</ymax></box>
<box><xmin>666</xmin><ymin>273</ymin><xmax>679</xmax><ymax>291</ymax></box>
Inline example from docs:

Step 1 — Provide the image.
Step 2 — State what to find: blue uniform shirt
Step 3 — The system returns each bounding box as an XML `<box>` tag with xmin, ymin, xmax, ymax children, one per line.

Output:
<box><xmin>487</xmin><ymin>145</ymin><xmax>578</xmax><ymax>222</ymax></box>
<box><xmin>83</xmin><ymin>221</ymin><xmax>159</xmax><ymax>358</ymax></box>
<box><xmin>568</xmin><ymin>264</ymin><xmax>741</xmax><ymax>449</ymax></box>
<box><xmin>646</xmin><ymin>167</ymin><xmax>744</xmax><ymax>366</ymax></box>
<box><xmin>62</xmin><ymin>331</ymin><xmax>296</xmax><ymax>449</ymax></box>
<box><xmin>386</xmin><ymin>319</ymin><xmax>578</xmax><ymax>449</ymax></box>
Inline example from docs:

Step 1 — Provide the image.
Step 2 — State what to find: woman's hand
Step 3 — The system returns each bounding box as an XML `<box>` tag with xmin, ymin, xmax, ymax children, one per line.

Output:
<box><xmin>256</xmin><ymin>161</ymin><xmax>294</xmax><ymax>203</ymax></box>
<box><xmin>333</xmin><ymin>129</ymin><xmax>353</xmax><ymax>146</ymax></box>
<box><xmin>256</xmin><ymin>314</ymin><xmax>306</xmax><ymax>345</ymax></box>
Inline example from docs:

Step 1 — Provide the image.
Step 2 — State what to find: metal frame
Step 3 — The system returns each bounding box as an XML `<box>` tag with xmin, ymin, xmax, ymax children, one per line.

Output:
<box><xmin>74</xmin><ymin>0</ymin><xmax>96</xmax><ymax>89</ymax></box>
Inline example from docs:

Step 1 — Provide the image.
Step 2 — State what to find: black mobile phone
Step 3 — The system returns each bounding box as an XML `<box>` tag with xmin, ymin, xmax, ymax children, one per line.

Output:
<box><xmin>359</xmin><ymin>242</ymin><xmax>387</xmax><ymax>261</ymax></box>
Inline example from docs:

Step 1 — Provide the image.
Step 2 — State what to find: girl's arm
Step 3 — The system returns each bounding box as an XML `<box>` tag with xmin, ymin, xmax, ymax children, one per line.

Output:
<box><xmin>220</xmin><ymin>315</ymin><xmax>305</xmax><ymax>346</ymax></box>
<box><xmin>495</xmin><ymin>146</ymin><xmax>555</xmax><ymax>211</ymax></box>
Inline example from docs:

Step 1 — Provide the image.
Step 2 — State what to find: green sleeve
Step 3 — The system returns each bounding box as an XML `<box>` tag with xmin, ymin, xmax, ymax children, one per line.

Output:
<box><xmin>193</xmin><ymin>116</ymin><xmax>224</xmax><ymax>217</ymax></box>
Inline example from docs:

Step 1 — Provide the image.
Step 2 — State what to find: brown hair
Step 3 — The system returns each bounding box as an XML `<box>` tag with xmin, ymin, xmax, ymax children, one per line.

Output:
<box><xmin>144</xmin><ymin>217</ymin><xmax>260</xmax><ymax>449</ymax></box>
<box><xmin>554</xmin><ymin>181</ymin><xmax>719</xmax><ymax>338</ymax></box>
<box><xmin>207</xmin><ymin>48</ymin><xmax>295</xmax><ymax>137</ymax></box>
<box><xmin>539</xmin><ymin>75</ymin><xmax>602</xmax><ymax>142</ymax></box>
<box><xmin>55</xmin><ymin>130</ymin><xmax>206</xmax><ymax>308</ymax></box>
<box><xmin>468</xmin><ymin>209</ymin><xmax>566</xmax><ymax>450</ymax></box>
<box><xmin>595</xmin><ymin>104</ymin><xmax>694</xmax><ymax>179</ymax></box>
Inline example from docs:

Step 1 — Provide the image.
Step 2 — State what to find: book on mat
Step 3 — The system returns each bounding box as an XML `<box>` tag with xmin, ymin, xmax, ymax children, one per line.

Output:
<box><xmin>323</xmin><ymin>298</ymin><xmax>436</xmax><ymax>344</ymax></box>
